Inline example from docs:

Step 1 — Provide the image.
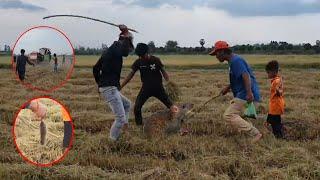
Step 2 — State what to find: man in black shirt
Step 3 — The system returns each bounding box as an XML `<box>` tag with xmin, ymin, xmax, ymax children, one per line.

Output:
<box><xmin>93</xmin><ymin>25</ymin><xmax>134</xmax><ymax>141</ymax></box>
<box><xmin>121</xmin><ymin>43</ymin><xmax>178</xmax><ymax>126</ymax></box>
<box><xmin>16</xmin><ymin>49</ymin><xmax>34</xmax><ymax>81</ymax></box>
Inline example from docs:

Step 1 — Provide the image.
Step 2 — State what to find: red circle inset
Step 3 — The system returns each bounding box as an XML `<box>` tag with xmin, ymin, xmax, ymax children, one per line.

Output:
<box><xmin>11</xmin><ymin>26</ymin><xmax>75</xmax><ymax>93</ymax></box>
<box><xmin>12</xmin><ymin>96</ymin><xmax>74</xmax><ymax>167</ymax></box>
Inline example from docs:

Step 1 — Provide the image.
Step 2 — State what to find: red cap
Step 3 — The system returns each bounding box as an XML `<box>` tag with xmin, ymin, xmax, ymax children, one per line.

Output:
<box><xmin>209</xmin><ymin>41</ymin><xmax>229</xmax><ymax>56</ymax></box>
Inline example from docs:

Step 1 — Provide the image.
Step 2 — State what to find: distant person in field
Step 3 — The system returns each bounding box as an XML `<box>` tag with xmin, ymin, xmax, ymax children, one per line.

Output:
<box><xmin>209</xmin><ymin>41</ymin><xmax>262</xmax><ymax>143</ymax></box>
<box><xmin>121</xmin><ymin>43</ymin><xmax>179</xmax><ymax>126</ymax></box>
<box><xmin>62</xmin><ymin>54</ymin><xmax>66</xmax><ymax>66</ymax></box>
<box><xmin>48</xmin><ymin>51</ymin><xmax>52</xmax><ymax>63</ymax></box>
<box><xmin>265</xmin><ymin>60</ymin><xmax>285</xmax><ymax>138</ymax></box>
<box><xmin>93</xmin><ymin>25</ymin><xmax>134</xmax><ymax>141</ymax></box>
<box><xmin>53</xmin><ymin>53</ymin><xmax>58</xmax><ymax>73</ymax></box>
<box><xmin>16</xmin><ymin>49</ymin><xmax>34</xmax><ymax>81</ymax></box>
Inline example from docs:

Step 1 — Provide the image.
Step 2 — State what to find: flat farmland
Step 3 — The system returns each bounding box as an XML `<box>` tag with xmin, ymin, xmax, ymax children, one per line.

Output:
<box><xmin>0</xmin><ymin>55</ymin><xmax>320</xmax><ymax>179</ymax></box>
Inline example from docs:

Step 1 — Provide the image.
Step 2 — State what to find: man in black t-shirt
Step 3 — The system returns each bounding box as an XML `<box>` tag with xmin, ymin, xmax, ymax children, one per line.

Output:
<box><xmin>121</xmin><ymin>43</ymin><xmax>179</xmax><ymax>125</ymax></box>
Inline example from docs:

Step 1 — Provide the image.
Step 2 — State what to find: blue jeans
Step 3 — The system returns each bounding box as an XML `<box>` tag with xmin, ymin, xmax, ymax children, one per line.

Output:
<box><xmin>99</xmin><ymin>86</ymin><xmax>131</xmax><ymax>141</ymax></box>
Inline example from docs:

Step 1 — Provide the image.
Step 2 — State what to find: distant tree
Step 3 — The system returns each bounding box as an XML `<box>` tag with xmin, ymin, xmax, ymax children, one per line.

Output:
<box><xmin>148</xmin><ymin>41</ymin><xmax>156</xmax><ymax>53</ymax></box>
<box><xmin>303</xmin><ymin>43</ymin><xmax>312</xmax><ymax>50</ymax></box>
<box><xmin>199</xmin><ymin>39</ymin><xmax>205</xmax><ymax>49</ymax></box>
<box><xmin>279</xmin><ymin>41</ymin><xmax>288</xmax><ymax>51</ymax></box>
<box><xmin>74</xmin><ymin>40</ymin><xmax>320</xmax><ymax>55</ymax></box>
<box><xmin>238</xmin><ymin>45</ymin><xmax>246</xmax><ymax>53</ymax></box>
<box><xmin>165</xmin><ymin>40</ymin><xmax>178</xmax><ymax>52</ymax></box>
<box><xmin>253</xmin><ymin>44</ymin><xmax>261</xmax><ymax>51</ymax></box>
<box><xmin>261</xmin><ymin>44</ymin><xmax>268</xmax><ymax>51</ymax></box>
<box><xmin>287</xmin><ymin>44</ymin><xmax>294</xmax><ymax>50</ymax></box>
<box><xmin>270</xmin><ymin>41</ymin><xmax>279</xmax><ymax>51</ymax></box>
<box><xmin>101</xmin><ymin>43</ymin><xmax>108</xmax><ymax>50</ymax></box>
<box><xmin>247</xmin><ymin>44</ymin><xmax>254</xmax><ymax>53</ymax></box>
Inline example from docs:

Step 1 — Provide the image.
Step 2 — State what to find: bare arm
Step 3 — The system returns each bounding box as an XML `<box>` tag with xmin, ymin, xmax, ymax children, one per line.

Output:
<box><xmin>275</xmin><ymin>79</ymin><xmax>283</xmax><ymax>96</ymax></box>
<box><xmin>276</xmin><ymin>87</ymin><xmax>283</xmax><ymax>96</ymax></box>
<box><xmin>242</xmin><ymin>73</ymin><xmax>253</xmax><ymax>102</ymax></box>
<box><xmin>160</xmin><ymin>68</ymin><xmax>169</xmax><ymax>81</ymax></box>
<box><xmin>121</xmin><ymin>70</ymin><xmax>136</xmax><ymax>89</ymax></box>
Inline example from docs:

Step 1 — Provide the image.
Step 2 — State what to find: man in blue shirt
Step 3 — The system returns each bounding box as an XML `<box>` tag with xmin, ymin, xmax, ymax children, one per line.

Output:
<box><xmin>209</xmin><ymin>41</ymin><xmax>262</xmax><ymax>143</ymax></box>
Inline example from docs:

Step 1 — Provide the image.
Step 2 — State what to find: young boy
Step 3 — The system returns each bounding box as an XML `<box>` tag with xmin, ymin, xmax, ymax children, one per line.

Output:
<box><xmin>265</xmin><ymin>60</ymin><xmax>285</xmax><ymax>138</ymax></box>
<box><xmin>121</xmin><ymin>43</ymin><xmax>178</xmax><ymax>126</ymax></box>
<box><xmin>53</xmin><ymin>53</ymin><xmax>58</xmax><ymax>73</ymax></box>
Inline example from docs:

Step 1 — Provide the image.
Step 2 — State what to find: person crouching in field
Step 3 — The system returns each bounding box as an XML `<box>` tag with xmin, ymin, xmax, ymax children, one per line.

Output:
<box><xmin>53</xmin><ymin>53</ymin><xmax>58</xmax><ymax>73</ymax></box>
<box><xmin>265</xmin><ymin>60</ymin><xmax>285</xmax><ymax>139</ymax></box>
<box><xmin>209</xmin><ymin>41</ymin><xmax>262</xmax><ymax>143</ymax></box>
<box><xmin>121</xmin><ymin>43</ymin><xmax>179</xmax><ymax>126</ymax></box>
<box><xmin>16</xmin><ymin>49</ymin><xmax>35</xmax><ymax>81</ymax></box>
<box><xmin>93</xmin><ymin>25</ymin><xmax>133</xmax><ymax>141</ymax></box>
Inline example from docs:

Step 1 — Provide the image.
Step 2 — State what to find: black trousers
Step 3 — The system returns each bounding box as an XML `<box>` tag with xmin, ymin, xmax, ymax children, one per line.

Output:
<box><xmin>134</xmin><ymin>86</ymin><xmax>173</xmax><ymax>125</ymax></box>
<box><xmin>63</xmin><ymin>121</ymin><xmax>72</xmax><ymax>148</ymax></box>
<box><xmin>17</xmin><ymin>70</ymin><xmax>25</xmax><ymax>81</ymax></box>
<box><xmin>267</xmin><ymin>114</ymin><xmax>284</xmax><ymax>139</ymax></box>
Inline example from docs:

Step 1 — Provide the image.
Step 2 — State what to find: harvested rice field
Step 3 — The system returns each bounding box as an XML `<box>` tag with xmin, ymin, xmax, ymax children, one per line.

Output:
<box><xmin>12</xmin><ymin>56</ymin><xmax>73</xmax><ymax>92</ymax></box>
<box><xmin>0</xmin><ymin>55</ymin><xmax>320</xmax><ymax>179</ymax></box>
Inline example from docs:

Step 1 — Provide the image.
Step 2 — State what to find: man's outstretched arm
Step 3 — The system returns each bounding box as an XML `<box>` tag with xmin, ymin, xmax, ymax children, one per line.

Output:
<box><xmin>121</xmin><ymin>70</ymin><xmax>136</xmax><ymax>90</ymax></box>
<box><xmin>160</xmin><ymin>68</ymin><xmax>169</xmax><ymax>81</ymax></box>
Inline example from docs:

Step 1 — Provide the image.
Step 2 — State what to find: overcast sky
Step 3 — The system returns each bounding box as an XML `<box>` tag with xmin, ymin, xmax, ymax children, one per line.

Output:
<box><xmin>1</xmin><ymin>0</ymin><xmax>320</xmax><ymax>50</ymax></box>
<box><xmin>13</xmin><ymin>27</ymin><xmax>73</xmax><ymax>55</ymax></box>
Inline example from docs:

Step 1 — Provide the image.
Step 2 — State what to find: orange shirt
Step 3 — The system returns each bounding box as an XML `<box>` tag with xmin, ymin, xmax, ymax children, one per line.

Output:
<box><xmin>269</xmin><ymin>76</ymin><xmax>285</xmax><ymax>115</ymax></box>
<box><xmin>62</xmin><ymin>107</ymin><xmax>71</xmax><ymax>122</ymax></box>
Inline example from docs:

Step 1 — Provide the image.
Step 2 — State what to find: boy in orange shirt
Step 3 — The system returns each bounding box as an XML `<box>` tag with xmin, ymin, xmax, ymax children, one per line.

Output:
<box><xmin>265</xmin><ymin>60</ymin><xmax>285</xmax><ymax>138</ymax></box>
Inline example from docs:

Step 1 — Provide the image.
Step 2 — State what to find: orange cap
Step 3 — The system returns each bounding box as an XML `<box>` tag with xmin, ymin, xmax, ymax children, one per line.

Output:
<box><xmin>209</xmin><ymin>41</ymin><xmax>229</xmax><ymax>56</ymax></box>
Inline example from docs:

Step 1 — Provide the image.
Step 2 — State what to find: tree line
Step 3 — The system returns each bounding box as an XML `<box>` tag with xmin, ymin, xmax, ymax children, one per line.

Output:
<box><xmin>74</xmin><ymin>40</ymin><xmax>320</xmax><ymax>55</ymax></box>
<box><xmin>3</xmin><ymin>40</ymin><xmax>320</xmax><ymax>55</ymax></box>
